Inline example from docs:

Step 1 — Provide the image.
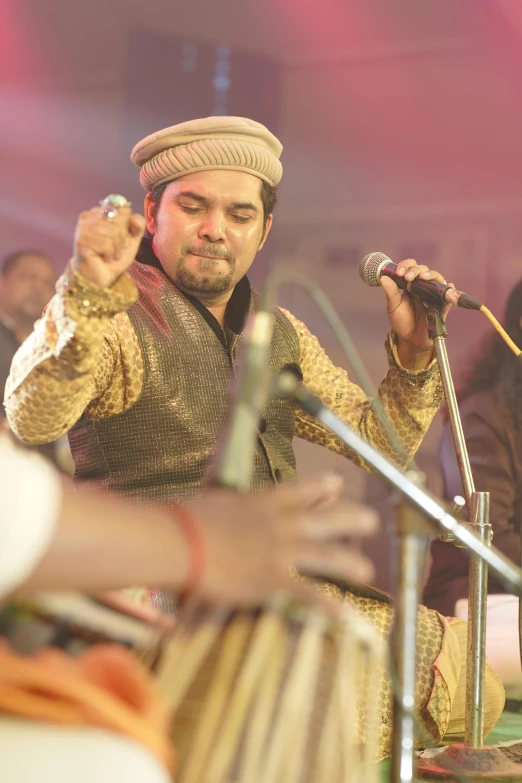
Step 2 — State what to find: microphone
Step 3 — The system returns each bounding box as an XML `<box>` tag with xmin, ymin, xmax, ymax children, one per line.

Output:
<box><xmin>210</xmin><ymin>290</ymin><xmax>275</xmax><ymax>492</ymax></box>
<box><xmin>359</xmin><ymin>252</ymin><xmax>483</xmax><ymax>311</ymax></box>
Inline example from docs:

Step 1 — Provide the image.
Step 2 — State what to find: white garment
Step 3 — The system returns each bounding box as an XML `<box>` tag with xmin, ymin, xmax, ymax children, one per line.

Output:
<box><xmin>0</xmin><ymin>436</ymin><xmax>61</xmax><ymax>597</ymax></box>
<box><xmin>455</xmin><ymin>594</ymin><xmax>522</xmax><ymax>699</ymax></box>
<box><xmin>0</xmin><ymin>438</ymin><xmax>170</xmax><ymax>783</ymax></box>
<box><xmin>0</xmin><ymin>718</ymin><xmax>171</xmax><ymax>783</ymax></box>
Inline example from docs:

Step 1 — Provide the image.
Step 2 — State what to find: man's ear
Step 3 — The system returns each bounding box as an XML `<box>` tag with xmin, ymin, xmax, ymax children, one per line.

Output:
<box><xmin>259</xmin><ymin>214</ymin><xmax>273</xmax><ymax>251</ymax></box>
<box><xmin>144</xmin><ymin>193</ymin><xmax>156</xmax><ymax>234</ymax></box>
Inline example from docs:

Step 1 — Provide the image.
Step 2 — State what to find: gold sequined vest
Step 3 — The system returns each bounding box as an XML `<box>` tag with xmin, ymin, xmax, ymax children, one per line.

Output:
<box><xmin>69</xmin><ymin>262</ymin><xmax>300</xmax><ymax>503</ymax></box>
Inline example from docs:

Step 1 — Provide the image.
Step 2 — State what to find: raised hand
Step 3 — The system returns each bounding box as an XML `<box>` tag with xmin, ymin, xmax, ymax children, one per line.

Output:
<box><xmin>72</xmin><ymin>198</ymin><xmax>146</xmax><ymax>289</ymax></box>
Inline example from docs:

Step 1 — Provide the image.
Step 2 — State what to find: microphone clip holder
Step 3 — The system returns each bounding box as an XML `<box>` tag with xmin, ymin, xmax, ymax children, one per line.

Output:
<box><xmin>423</xmin><ymin>303</ymin><xmax>448</xmax><ymax>342</ymax></box>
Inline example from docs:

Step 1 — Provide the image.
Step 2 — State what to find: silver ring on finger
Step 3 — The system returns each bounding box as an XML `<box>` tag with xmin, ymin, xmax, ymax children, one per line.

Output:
<box><xmin>99</xmin><ymin>194</ymin><xmax>131</xmax><ymax>219</ymax></box>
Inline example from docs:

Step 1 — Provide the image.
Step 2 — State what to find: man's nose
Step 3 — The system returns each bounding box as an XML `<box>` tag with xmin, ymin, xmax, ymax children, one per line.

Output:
<box><xmin>198</xmin><ymin>210</ymin><xmax>226</xmax><ymax>242</ymax></box>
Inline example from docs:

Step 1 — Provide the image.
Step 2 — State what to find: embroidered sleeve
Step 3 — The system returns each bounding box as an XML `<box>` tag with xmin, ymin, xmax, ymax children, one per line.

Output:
<box><xmin>5</xmin><ymin>268</ymin><xmax>141</xmax><ymax>444</ymax></box>
<box><xmin>282</xmin><ymin>309</ymin><xmax>443</xmax><ymax>469</ymax></box>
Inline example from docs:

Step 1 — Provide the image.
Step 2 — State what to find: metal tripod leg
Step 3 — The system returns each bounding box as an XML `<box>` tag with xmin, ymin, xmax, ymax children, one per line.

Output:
<box><xmin>391</xmin><ymin>494</ymin><xmax>431</xmax><ymax>783</ymax></box>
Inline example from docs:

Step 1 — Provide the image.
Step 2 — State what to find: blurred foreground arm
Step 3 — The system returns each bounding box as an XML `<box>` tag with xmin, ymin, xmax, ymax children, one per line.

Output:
<box><xmin>2</xmin><ymin>436</ymin><xmax>377</xmax><ymax>611</ymax></box>
<box><xmin>23</xmin><ymin>477</ymin><xmax>377</xmax><ymax>615</ymax></box>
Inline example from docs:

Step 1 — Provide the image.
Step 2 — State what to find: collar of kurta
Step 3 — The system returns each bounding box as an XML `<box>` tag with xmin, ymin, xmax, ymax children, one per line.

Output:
<box><xmin>136</xmin><ymin>236</ymin><xmax>252</xmax><ymax>342</ymax></box>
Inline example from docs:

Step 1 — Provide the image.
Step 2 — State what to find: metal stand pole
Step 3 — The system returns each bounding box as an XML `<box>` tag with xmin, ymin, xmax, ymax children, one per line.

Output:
<box><xmin>417</xmin><ymin>308</ymin><xmax>521</xmax><ymax>780</ymax></box>
<box><xmin>426</xmin><ymin>310</ymin><xmax>475</xmax><ymax>512</ymax></box>
<box><xmin>391</xmin><ymin>493</ymin><xmax>432</xmax><ymax>783</ymax></box>
<box><xmin>427</xmin><ymin>307</ymin><xmax>489</xmax><ymax>743</ymax></box>
<box><xmin>465</xmin><ymin>492</ymin><xmax>491</xmax><ymax>747</ymax></box>
<box><xmin>429</xmin><ymin>311</ymin><xmax>492</xmax><ymax>746</ymax></box>
<box><xmin>428</xmin><ymin>310</ymin><xmax>474</xmax><ymax>509</ymax></box>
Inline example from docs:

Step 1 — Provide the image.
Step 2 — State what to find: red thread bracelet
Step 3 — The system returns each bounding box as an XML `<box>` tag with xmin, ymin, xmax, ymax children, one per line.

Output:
<box><xmin>168</xmin><ymin>503</ymin><xmax>206</xmax><ymax>601</ymax></box>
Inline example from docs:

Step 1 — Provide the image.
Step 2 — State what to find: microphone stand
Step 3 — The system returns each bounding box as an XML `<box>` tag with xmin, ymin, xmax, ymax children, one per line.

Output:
<box><xmin>415</xmin><ymin>306</ymin><xmax>520</xmax><ymax>780</ymax></box>
<box><xmin>209</xmin><ymin>288</ymin><xmax>276</xmax><ymax>492</ymax></box>
<box><xmin>425</xmin><ymin>307</ymin><xmax>486</xmax><ymax>744</ymax></box>
<box><xmin>390</xmin><ymin>477</ymin><xmax>433</xmax><ymax>783</ymax></box>
<box><xmin>275</xmin><ymin>368</ymin><xmax>522</xmax><ymax>783</ymax></box>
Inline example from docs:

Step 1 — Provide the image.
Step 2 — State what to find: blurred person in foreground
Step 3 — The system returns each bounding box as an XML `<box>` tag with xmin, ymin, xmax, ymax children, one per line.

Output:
<box><xmin>424</xmin><ymin>279</ymin><xmax>522</xmax><ymax>697</ymax></box>
<box><xmin>0</xmin><ymin>250</ymin><xmax>72</xmax><ymax>471</ymax></box>
<box><xmin>0</xmin><ymin>428</ymin><xmax>376</xmax><ymax>783</ymax></box>
<box><xmin>4</xmin><ymin>116</ymin><xmax>505</xmax><ymax>747</ymax></box>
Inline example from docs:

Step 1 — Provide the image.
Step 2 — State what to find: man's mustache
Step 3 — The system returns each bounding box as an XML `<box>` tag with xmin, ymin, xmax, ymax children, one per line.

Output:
<box><xmin>183</xmin><ymin>246</ymin><xmax>235</xmax><ymax>263</ymax></box>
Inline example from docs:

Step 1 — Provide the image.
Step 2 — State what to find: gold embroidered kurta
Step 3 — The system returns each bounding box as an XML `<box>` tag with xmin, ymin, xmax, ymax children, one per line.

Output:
<box><xmin>4</xmin><ymin>265</ymin><xmax>443</xmax><ymax>468</ymax></box>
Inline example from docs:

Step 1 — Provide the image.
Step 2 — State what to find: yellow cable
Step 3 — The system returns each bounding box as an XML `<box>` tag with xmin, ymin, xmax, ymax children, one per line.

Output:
<box><xmin>480</xmin><ymin>305</ymin><xmax>522</xmax><ymax>357</ymax></box>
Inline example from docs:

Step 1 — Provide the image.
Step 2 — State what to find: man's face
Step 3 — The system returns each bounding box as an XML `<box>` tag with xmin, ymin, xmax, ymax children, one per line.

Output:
<box><xmin>145</xmin><ymin>170</ymin><xmax>272</xmax><ymax>298</ymax></box>
<box><xmin>0</xmin><ymin>254</ymin><xmax>56</xmax><ymax>322</ymax></box>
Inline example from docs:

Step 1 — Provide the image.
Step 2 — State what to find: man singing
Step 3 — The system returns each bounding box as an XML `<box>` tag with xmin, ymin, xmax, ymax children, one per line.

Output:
<box><xmin>6</xmin><ymin>116</ymin><xmax>444</xmax><ymax>497</ymax></box>
<box><xmin>4</xmin><ymin>116</ymin><xmax>505</xmax><ymax>753</ymax></box>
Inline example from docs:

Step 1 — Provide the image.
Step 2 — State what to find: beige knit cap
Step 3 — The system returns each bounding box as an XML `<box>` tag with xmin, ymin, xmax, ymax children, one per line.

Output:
<box><xmin>131</xmin><ymin>116</ymin><xmax>283</xmax><ymax>191</ymax></box>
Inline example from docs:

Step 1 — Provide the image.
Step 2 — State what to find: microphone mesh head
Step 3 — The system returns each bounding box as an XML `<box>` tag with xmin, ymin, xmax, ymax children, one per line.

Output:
<box><xmin>359</xmin><ymin>252</ymin><xmax>391</xmax><ymax>287</ymax></box>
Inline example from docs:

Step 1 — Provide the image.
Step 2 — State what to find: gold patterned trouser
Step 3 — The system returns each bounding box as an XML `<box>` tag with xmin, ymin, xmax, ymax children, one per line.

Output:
<box><xmin>318</xmin><ymin>583</ymin><xmax>505</xmax><ymax>760</ymax></box>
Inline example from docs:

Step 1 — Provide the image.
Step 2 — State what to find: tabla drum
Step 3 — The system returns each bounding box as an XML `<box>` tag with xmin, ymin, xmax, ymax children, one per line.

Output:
<box><xmin>155</xmin><ymin>597</ymin><xmax>384</xmax><ymax>783</ymax></box>
<box><xmin>0</xmin><ymin>591</ymin><xmax>169</xmax><ymax>660</ymax></box>
<box><xmin>1</xmin><ymin>593</ymin><xmax>384</xmax><ymax>782</ymax></box>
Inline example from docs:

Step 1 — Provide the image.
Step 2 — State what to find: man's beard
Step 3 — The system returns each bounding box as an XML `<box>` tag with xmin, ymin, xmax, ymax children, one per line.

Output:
<box><xmin>174</xmin><ymin>245</ymin><xmax>236</xmax><ymax>296</ymax></box>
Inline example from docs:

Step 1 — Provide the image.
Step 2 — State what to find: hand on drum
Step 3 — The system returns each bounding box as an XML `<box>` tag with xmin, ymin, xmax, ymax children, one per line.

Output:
<box><xmin>19</xmin><ymin>470</ymin><xmax>376</xmax><ymax>622</ymax></box>
<box><xmin>189</xmin><ymin>474</ymin><xmax>378</xmax><ymax>618</ymax></box>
